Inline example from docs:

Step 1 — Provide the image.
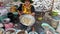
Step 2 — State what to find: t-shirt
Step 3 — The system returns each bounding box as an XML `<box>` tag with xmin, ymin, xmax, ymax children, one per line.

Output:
<box><xmin>17</xmin><ymin>4</ymin><xmax>35</xmax><ymax>13</ymax></box>
<box><xmin>4</xmin><ymin>23</ymin><xmax>14</xmax><ymax>29</ymax></box>
<box><xmin>29</xmin><ymin>31</ymin><xmax>38</xmax><ymax>34</ymax></box>
<box><xmin>0</xmin><ymin>7</ymin><xmax>8</xmax><ymax>16</ymax></box>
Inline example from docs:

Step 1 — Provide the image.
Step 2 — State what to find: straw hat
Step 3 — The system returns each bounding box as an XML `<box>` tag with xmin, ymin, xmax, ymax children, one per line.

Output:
<box><xmin>20</xmin><ymin>0</ymin><xmax>33</xmax><ymax>3</ymax></box>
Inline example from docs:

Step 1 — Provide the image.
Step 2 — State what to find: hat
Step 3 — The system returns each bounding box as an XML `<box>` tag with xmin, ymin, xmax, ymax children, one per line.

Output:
<box><xmin>20</xmin><ymin>0</ymin><xmax>33</xmax><ymax>3</ymax></box>
<box><xmin>3</xmin><ymin>18</ymin><xmax>10</xmax><ymax>22</ymax></box>
<box><xmin>41</xmin><ymin>23</ymin><xmax>55</xmax><ymax>31</ymax></box>
<box><xmin>41</xmin><ymin>23</ymin><xmax>50</xmax><ymax>28</ymax></box>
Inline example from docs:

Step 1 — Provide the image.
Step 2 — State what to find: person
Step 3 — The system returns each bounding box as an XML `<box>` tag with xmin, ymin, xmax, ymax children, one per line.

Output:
<box><xmin>17</xmin><ymin>0</ymin><xmax>35</xmax><ymax>30</ymax></box>
<box><xmin>41</xmin><ymin>23</ymin><xmax>58</xmax><ymax>34</ymax></box>
<box><xmin>3</xmin><ymin>18</ymin><xmax>14</xmax><ymax>30</ymax></box>
<box><xmin>7</xmin><ymin>5</ymin><xmax>19</xmax><ymax>23</ymax></box>
<box><xmin>7</xmin><ymin>12</ymin><xmax>15</xmax><ymax>23</ymax></box>
<box><xmin>0</xmin><ymin>2</ymin><xmax>8</xmax><ymax>16</ymax></box>
<box><xmin>56</xmin><ymin>21</ymin><xmax>60</xmax><ymax>34</ymax></box>
<box><xmin>17</xmin><ymin>0</ymin><xmax>35</xmax><ymax>16</ymax></box>
<box><xmin>29</xmin><ymin>26</ymin><xmax>38</xmax><ymax>34</ymax></box>
<box><xmin>17</xmin><ymin>30</ymin><xmax>28</xmax><ymax>34</ymax></box>
<box><xmin>0</xmin><ymin>2</ymin><xmax>8</xmax><ymax>22</ymax></box>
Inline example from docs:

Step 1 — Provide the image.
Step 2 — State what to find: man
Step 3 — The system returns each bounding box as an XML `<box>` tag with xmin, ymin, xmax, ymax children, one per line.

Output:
<box><xmin>0</xmin><ymin>2</ymin><xmax>8</xmax><ymax>22</ymax></box>
<box><xmin>7</xmin><ymin>5</ymin><xmax>19</xmax><ymax>23</ymax></box>
<box><xmin>0</xmin><ymin>2</ymin><xmax>8</xmax><ymax>16</ymax></box>
<box><xmin>17</xmin><ymin>0</ymin><xmax>35</xmax><ymax>30</ymax></box>
<box><xmin>29</xmin><ymin>26</ymin><xmax>38</xmax><ymax>34</ymax></box>
<box><xmin>17</xmin><ymin>0</ymin><xmax>35</xmax><ymax>16</ymax></box>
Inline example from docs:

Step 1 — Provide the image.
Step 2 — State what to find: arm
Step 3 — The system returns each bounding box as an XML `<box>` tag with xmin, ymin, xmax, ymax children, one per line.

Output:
<box><xmin>17</xmin><ymin>4</ymin><xmax>22</xmax><ymax>16</ymax></box>
<box><xmin>18</xmin><ymin>10</ymin><xmax>21</xmax><ymax>16</ymax></box>
<box><xmin>31</xmin><ymin>6</ymin><xmax>35</xmax><ymax>16</ymax></box>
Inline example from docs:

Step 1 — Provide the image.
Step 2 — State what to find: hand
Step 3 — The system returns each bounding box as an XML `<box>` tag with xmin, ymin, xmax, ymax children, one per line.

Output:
<box><xmin>31</xmin><ymin>12</ymin><xmax>35</xmax><ymax>16</ymax></box>
<box><xmin>15</xmin><ymin>24</ymin><xmax>18</xmax><ymax>26</ymax></box>
<box><xmin>46</xmin><ymin>31</ymin><xmax>53</xmax><ymax>34</ymax></box>
<box><xmin>18</xmin><ymin>11</ymin><xmax>23</xmax><ymax>16</ymax></box>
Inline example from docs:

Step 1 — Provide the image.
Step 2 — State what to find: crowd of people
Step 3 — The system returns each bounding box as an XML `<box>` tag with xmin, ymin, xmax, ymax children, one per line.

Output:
<box><xmin>0</xmin><ymin>0</ymin><xmax>60</xmax><ymax>34</ymax></box>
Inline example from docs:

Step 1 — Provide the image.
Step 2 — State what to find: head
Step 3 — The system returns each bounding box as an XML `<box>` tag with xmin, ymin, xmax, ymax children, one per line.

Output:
<box><xmin>6</xmin><ymin>30</ymin><xmax>15</xmax><ymax>34</ymax></box>
<box><xmin>17</xmin><ymin>30</ymin><xmax>25</xmax><ymax>34</ymax></box>
<box><xmin>24</xmin><ymin>0</ymin><xmax>30</xmax><ymax>6</ymax></box>
<box><xmin>41</xmin><ymin>23</ymin><xmax>50</xmax><ymax>29</ymax></box>
<box><xmin>32</xmin><ymin>26</ymin><xmax>35</xmax><ymax>31</ymax></box>
<box><xmin>51</xmin><ymin>21</ymin><xmax>58</xmax><ymax>28</ymax></box>
<box><xmin>3</xmin><ymin>18</ymin><xmax>10</xmax><ymax>23</ymax></box>
<box><xmin>10</xmin><ymin>6</ymin><xmax>17</xmax><ymax>12</ymax></box>
<box><xmin>0</xmin><ymin>2</ymin><xmax>3</xmax><ymax>6</ymax></box>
